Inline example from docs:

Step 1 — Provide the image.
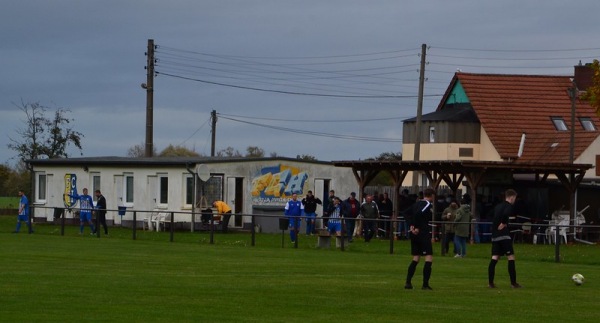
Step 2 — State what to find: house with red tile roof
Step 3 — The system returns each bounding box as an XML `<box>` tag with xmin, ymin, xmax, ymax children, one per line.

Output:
<box><xmin>403</xmin><ymin>64</ymin><xmax>600</xmax><ymax>180</ymax></box>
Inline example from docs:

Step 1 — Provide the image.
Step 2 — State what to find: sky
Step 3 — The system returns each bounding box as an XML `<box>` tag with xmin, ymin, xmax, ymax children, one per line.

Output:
<box><xmin>2</xmin><ymin>0</ymin><xmax>600</xmax><ymax>166</ymax></box>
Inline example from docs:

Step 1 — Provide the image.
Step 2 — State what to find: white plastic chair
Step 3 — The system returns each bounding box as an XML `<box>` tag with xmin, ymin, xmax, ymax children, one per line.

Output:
<box><xmin>152</xmin><ymin>212</ymin><xmax>168</xmax><ymax>232</ymax></box>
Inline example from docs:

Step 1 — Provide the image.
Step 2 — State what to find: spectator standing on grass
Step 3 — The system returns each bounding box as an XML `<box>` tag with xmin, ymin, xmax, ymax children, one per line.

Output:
<box><xmin>342</xmin><ymin>192</ymin><xmax>360</xmax><ymax>242</ymax></box>
<box><xmin>285</xmin><ymin>193</ymin><xmax>304</xmax><ymax>243</ymax></box>
<box><xmin>323</xmin><ymin>190</ymin><xmax>337</xmax><ymax>228</ymax></box>
<box><xmin>69</xmin><ymin>188</ymin><xmax>96</xmax><ymax>235</ymax></box>
<box><xmin>453</xmin><ymin>198</ymin><xmax>471</xmax><ymax>258</ymax></box>
<box><xmin>301</xmin><ymin>190</ymin><xmax>322</xmax><ymax>235</ymax></box>
<box><xmin>212</xmin><ymin>200</ymin><xmax>233</xmax><ymax>233</ymax></box>
<box><xmin>94</xmin><ymin>190</ymin><xmax>108</xmax><ymax>235</ymax></box>
<box><xmin>405</xmin><ymin>188</ymin><xmax>435</xmax><ymax>290</ymax></box>
<box><xmin>360</xmin><ymin>194</ymin><xmax>379</xmax><ymax>242</ymax></box>
<box><xmin>488</xmin><ymin>189</ymin><xmax>521</xmax><ymax>289</ymax></box>
<box><xmin>378</xmin><ymin>192</ymin><xmax>393</xmax><ymax>238</ymax></box>
<box><xmin>13</xmin><ymin>190</ymin><xmax>32</xmax><ymax>234</ymax></box>
<box><xmin>327</xmin><ymin>197</ymin><xmax>343</xmax><ymax>236</ymax></box>
<box><xmin>441</xmin><ymin>200</ymin><xmax>458</xmax><ymax>255</ymax></box>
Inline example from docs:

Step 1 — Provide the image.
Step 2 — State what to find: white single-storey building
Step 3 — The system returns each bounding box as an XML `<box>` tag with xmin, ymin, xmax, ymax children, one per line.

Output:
<box><xmin>28</xmin><ymin>156</ymin><xmax>358</xmax><ymax>233</ymax></box>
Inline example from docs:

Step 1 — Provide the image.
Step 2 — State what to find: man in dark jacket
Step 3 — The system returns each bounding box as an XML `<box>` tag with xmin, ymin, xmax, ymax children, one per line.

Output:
<box><xmin>360</xmin><ymin>194</ymin><xmax>380</xmax><ymax>242</ymax></box>
<box><xmin>301</xmin><ymin>190</ymin><xmax>322</xmax><ymax>235</ymax></box>
<box><xmin>405</xmin><ymin>188</ymin><xmax>435</xmax><ymax>290</ymax></box>
<box><xmin>342</xmin><ymin>192</ymin><xmax>360</xmax><ymax>242</ymax></box>
<box><xmin>94</xmin><ymin>190</ymin><xmax>108</xmax><ymax>235</ymax></box>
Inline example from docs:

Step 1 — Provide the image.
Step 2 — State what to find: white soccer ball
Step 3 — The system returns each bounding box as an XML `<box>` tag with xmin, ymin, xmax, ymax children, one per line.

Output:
<box><xmin>572</xmin><ymin>273</ymin><xmax>585</xmax><ymax>286</ymax></box>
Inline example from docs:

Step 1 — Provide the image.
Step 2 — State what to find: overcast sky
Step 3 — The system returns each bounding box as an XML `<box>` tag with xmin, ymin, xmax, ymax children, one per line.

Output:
<box><xmin>2</xmin><ymin>1</ymin><xmax>600</xmax><ymax>166</ymax></box>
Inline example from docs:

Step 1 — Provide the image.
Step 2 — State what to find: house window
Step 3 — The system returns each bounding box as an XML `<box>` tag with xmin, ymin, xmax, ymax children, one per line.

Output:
<box><xmin>429</xmin><ymin>126</ymin><xmax>435</xmax><ymax>143</ymax></box>
<box><xmin>459</xmin><ymin>147</ymin><xmax>474</xmax><ymax>157</ymax></box>
<box><xmin>92</xmin><ymin>174</ymin><xmax>101</xmax><ymax>202</ymax></box>
<box><xmin>580</xmin><ymin>117</ymin><xmax>596</xmax><ymax>131</ymax></box>
<box><xmin>551</xmin><ymin>117</ymin><xmax>568</xmax><ymax>131</ymax></box>
<box><xmin>36</xmin><ymin>173</ymin><xmax>47</xmax><ymax>202</ymax></box>
<box><xmin>204</xmin><ymin>174</ymin><xmax>224</xmax><ymax>204</ymax></box>
<box><xmin>185</xmin><ymin>175</ymin><xmax>194</xmax><ymax>206</ymax></box>
<box><xmin>124</xmin><ymin>174</ymin><xmax>134</xmax><ymax>204</ymax></box>
<box><xmin>159</xmin><ymin>175</ymin><xmax>169</xmax><ymax>205</ymax></box>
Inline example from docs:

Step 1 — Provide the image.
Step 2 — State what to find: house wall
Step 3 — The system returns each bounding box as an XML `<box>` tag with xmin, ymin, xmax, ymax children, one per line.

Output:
<box><xmin>576</xmin><ymin>135</ymin><xmax>600</xmax><ymax>180</ymax></box>
<box><xmin>403</xmin><ymin>121</ymin><xmax>479</xmax><ymax>143</ymax></box>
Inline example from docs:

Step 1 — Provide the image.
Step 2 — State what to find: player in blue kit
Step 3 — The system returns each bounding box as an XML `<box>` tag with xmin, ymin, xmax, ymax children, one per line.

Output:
<box><xmin>69</xmin><ymin>188</ymin><xmax>96</xmax><ymax>235</ymax></box>
<box><xmin>285</xmin><ymin>193</ymin><xmax>304</xmax><ymax>243</ymax></box>
<box><xmin>13</xmin><ymin>190</ymin><xmax>32</xmax><ymax>233</ymax></box>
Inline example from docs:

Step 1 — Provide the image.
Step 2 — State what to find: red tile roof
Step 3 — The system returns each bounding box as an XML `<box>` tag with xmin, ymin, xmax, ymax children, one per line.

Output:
<box><xmin>438</xmin><ymin>73</ymin><xmax>600</xmax><ymax>163</ymax></box>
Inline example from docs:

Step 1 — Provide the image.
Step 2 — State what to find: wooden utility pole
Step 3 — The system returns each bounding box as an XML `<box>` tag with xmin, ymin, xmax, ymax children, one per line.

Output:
<box><xmin>412</xmin><ymin>44</ymin><xmax>427</xmax><ymax>192</ymax></box>
<box><xmin>145</xmin><ymin>39</ymin><xmax>155</xmax><ymax>157</ymax></box>
<box><xmin>211</xmin><ymin>110</ymin><xmax>217</xmax><ymax>157</ymax></box>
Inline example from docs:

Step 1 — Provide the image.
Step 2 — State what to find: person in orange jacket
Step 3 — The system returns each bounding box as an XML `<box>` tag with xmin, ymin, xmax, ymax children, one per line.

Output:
<box><xmin>212</xmin><ymin>200</ymin><xmax>232</xmax><ymax>233</ymax></box>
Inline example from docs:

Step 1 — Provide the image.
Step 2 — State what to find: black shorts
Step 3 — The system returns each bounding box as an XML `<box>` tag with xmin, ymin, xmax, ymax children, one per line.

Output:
<box><xmin>410</xmin><ymin>235</ymin><xmax>433</xmax><ymax>256</ymax></box>
<box><xmin>491</xmin><ymin>239</ymin><xmax>514</xmax><ymax>256</ymax></box>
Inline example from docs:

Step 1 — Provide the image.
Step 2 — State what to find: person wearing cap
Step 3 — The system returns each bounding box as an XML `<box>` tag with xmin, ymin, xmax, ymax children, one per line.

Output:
<box><xmin>301</xmin><ymin>190</ymin><xmax>322</xmax><ymax>235</ymax></box>
<box><xmin>342</xmin><ymin>192</ymin><xmax>360</xmax><ymax>242</ymax></box>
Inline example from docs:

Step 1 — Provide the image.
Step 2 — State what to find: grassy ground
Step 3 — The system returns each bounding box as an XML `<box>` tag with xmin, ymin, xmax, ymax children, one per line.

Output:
<box><xmin>1</xmin><ymin>216</ymin><xmax>599</xmax><ymax>322</ymax></box>
<box><xmin>0</xmin><ymin>196</ymin><xmax>19</xmax><ymax>209</ymax></box>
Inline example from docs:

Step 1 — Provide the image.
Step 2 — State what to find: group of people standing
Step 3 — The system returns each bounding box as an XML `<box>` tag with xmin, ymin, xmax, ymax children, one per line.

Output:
<box><xmin>284</xmin><ymin>189</ymin><xmax>395</xmax><ymax>243</ymax></box>
<box><xmin>441</xmin><ymin>195</ymin><xmax>472</xmax><ymax>258</ymax></box>
<box><xmin>13</xmin><ymin>188</ymin><xmax>109</xmax><ymax>235</ymax></box>
<box><xmin>404</xmin><ymin>188</ymin><xmax>522</xmax><ymax>290</ymax></box>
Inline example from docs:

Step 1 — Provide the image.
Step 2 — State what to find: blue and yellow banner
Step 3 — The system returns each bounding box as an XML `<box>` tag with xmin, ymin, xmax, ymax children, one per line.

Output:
<box><xmin>251</xmin><ymin>164</ymin><xmax>309</xmax><ymax>206</ymax></box>
<box><xmin>63</xmin><ymin>174</ymin><xmax>78</xmax><ymax>208</ymax></box>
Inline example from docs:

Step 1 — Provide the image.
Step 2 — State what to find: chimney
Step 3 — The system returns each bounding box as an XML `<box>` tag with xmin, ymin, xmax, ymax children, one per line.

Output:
<box><xmin>574</xmin><ymin>61</ymin><xmax>593</xmax><ymax>91</ymax></box>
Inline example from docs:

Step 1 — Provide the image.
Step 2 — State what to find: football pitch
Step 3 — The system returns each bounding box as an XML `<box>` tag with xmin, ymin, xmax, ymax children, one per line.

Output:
<box><xmin>1</xmin><ymin>217</ymin><xmax>599</xmax><ymax>322</ymax></box>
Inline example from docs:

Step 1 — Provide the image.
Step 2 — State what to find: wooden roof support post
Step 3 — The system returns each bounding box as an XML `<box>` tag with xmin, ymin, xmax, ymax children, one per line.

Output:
<box><xmin>351</xmin><ymin>168</ymin><xmax>381</xmax><ymax>202</ymax></box>
<box><xmin>440</xmin><ymin>172</ymin><xmax>465</xmax><ymax>198</ymax></box>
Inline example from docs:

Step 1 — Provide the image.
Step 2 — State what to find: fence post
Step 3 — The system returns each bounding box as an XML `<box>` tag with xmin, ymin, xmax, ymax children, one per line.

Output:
<box><xmin>61</xmin><ymin>209</ymin><xmax>66</xmax><ymax>236</ymax></box>
<box><xmin>132</xmin><ymin>211</ymin><xmax>137</xmax><ymax>240</ymax></box>
<box><xmin>555</xmin><ymin>223</ymin><xmax>560</xmax><ymax>263</ymax></box>
<box><xmin>170</xmin><ymin>212</ymin><xmax>175</xmax><ymax>242</ymax></box>
<box><xmin>389</xmin><ymin>217</ymin><xmax>394</xmax><ymax>254</ymax></box>
<box><xmin>209</xmin><ymin>216</ymin><xmax>215</xmax><ymax>244</ymax></box>
<box><xmin>251</xmin><ymin>214</ymin><xmax>256</xmax><ymax>247</ymax></box>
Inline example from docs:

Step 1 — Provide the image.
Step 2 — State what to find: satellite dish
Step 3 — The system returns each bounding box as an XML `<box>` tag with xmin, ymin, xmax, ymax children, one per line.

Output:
<box><xmin>195</xmin><ymin>164</ymin><xmax>210</xmax><ymax>181</ymax></box>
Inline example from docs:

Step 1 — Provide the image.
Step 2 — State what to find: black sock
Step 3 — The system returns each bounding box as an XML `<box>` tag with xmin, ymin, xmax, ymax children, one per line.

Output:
<box><xmin>508</xmin><ymin>260</ymin><xmax>517</xmax><ymax>284</ymax></box>
<box><xmin>406</xmin><ymin>260</ymin><xmax>418</xmax><ymax>284</ymax></box>
<box><xmin>423</xmin><ymin>261</ymin><xmax>432</xmax><ymax>286</ymax></box>
<box><xmin>488</xmin><ymin>259</ymin><xmax>498</xmax><ymax>284</ymax></box>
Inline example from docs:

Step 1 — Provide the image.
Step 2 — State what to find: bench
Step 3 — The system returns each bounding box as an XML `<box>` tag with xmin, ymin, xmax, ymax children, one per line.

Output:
<box><xmin>317</xmin><ymin>229</ymin><xmax>349</xmax><ymax>248</ymax></box>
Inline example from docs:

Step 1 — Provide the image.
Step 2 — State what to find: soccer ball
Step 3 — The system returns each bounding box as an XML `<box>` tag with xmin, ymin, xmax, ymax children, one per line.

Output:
<box><xmin>572</xmin><ymin>273</ymin><xmax>585</xmax><ymax>286</ymax></box>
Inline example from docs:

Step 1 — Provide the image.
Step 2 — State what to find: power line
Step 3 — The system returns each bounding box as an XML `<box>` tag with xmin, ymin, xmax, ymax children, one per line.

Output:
<box><xmin>217</xmin><ymin>112</ymin><xmax>413</xmax><ymax>123</ymax></box>
<box><xmin>156</xmin><ymin>71</ymin><xmax>442</xmax><ymax>98</ymax></box>
<box><xmin>158</xmin><ymin>45</ymin><xmax>420</xmax><ymax>60</ymax></box>
<box><xmin>218</xmin><ymin>115</ymin><xmax>403</xmax><ymax>142</ymax></box>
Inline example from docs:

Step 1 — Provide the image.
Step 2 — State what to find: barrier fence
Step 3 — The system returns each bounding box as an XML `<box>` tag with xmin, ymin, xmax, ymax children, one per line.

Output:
<box><xmin>26</xmin><ymin>206</ymin><xmax>600</xmax><ymax>263</ymax></box>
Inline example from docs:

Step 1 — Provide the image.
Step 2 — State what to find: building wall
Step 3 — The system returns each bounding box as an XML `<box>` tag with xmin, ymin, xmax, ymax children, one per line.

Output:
<box><xmin>576</xmin><ymin>135</ymin><xmax>600</xmax><ymax>179</ymax></box>
<box><xmin>31</xmin><ymin>159</ymin><xmax>357</xmax><ymax>233</ymax></box>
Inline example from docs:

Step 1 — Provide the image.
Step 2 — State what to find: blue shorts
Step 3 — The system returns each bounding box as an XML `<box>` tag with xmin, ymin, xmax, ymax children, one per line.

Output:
<box><xmin>328</xmin><ymin>221</ymin><xmax>342</xmax><ymax>233</ymax></box>
<box><xmin>305</xmin><ymin>212</ymin><xmax>316</xmax><ymax>221</ymax></box>
<box><xmin>288</xmin><ymin>217</ymin><xmax>301</xmax><ymax>229</ymax></box>
<box><xmin>17</xmin><ymin>214</ymin><xmax>28</xmax><ymax>222</ymax></box>
<box><xmin>80</xmin><ymin>212</ymin><xmax>92</xmax><ymax>222</ymax></box>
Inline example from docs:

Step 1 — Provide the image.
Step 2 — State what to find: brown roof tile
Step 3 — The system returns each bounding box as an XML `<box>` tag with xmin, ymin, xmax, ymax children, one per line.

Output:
<box><xmin>440</xmin><ymin>73</ymin><xmax>600</xmax><ymax>163</ymax></box>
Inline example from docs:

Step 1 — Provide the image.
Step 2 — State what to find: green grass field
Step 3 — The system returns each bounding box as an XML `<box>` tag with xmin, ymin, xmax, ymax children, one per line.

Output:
<box><xmin>0</xmin><ymin>196</ymin><xmax>19</xmax><ymax>209</ymax></box>
<box><xmin>2</xmin><ymin>216</ymin><xmax>599</xmax><ymax>322</ymax></box>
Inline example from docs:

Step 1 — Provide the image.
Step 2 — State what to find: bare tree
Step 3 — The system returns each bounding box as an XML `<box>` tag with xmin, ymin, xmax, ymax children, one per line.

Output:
<box><xmin>245</xmin><ymin>146</ymin><xmax>264</xmax><ymax>157</ymax></box>
<box><xmin>8</xmin><ymin>100</ymin><xmax>83</xmax><ymax>163</ymax></box>
<box><xmin>216</xmin><ymin>146</ymin><xmax>242</xmax><ymax>157</ymax></box>
<box><xmin>159</xmin><ymin>144</ymin><xmax>202</xmax><ymax>157</ymax></box>
<box><xmin>296</xmin><ymin>154</ymin><xmax>317</xmax><ymax>161</ymax></box>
